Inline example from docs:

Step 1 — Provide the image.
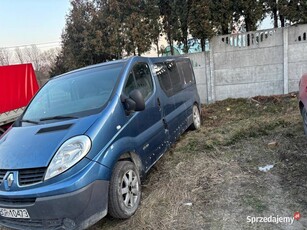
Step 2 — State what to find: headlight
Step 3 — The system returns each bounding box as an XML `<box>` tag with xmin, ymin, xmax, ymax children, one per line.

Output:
<box><xmin>45</xmin><ymin>135</ymin><xmax>92</xmax><ymax>180</ymax></box>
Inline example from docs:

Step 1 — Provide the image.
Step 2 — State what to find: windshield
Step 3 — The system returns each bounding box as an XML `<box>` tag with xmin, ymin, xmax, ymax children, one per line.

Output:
<box><xmin>22</xmin><ymin>63</ymin><xmax>123</xmax><ymax>121</ymax></box>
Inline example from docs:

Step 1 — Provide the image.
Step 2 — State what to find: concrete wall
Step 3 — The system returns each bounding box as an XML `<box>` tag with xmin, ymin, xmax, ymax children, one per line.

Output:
<box><xmin>187</xmin><ymin>24</ymin><xmax>307</xmax><ymax>104</ymax></box>
<box><xmin>186</xmin><ymin>52</ymin><xmax>210</xmax><ymax>104</ymax></box>
<box><xmin>288</xmin><ymin>25</ymin><xmax>307</xmax><ymax>92</ymax></box>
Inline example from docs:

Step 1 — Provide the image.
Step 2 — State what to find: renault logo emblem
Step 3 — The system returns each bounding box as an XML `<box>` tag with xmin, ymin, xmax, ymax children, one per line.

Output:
<box><xmin>6</xmin><ymin>173</ymin><xmax>14</xmax><ymax>188</ymax></box>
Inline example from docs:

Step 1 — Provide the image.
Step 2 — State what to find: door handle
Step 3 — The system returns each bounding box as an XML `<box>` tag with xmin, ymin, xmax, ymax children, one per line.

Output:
<box><xmin>157</xmin><ymin>97</ymin><xmax>161</xmax><ymax>109</ymax></box>
<box><xmin>162</xmin><ymin>118</ymin><xmax>168</xmax><ymax>130</ymax></box>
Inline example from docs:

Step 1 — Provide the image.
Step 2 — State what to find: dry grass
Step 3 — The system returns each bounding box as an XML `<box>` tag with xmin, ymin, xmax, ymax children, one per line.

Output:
<box><xmin>92</xmin><ymin>93</ymin><xmax>307</xmax><ymax>230</ymax></box>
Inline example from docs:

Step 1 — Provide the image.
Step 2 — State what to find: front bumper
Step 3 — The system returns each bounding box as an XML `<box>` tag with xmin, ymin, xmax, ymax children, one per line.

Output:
<box><xmin>0</xmin><ymin>179</ymin><xmax>109</xmax><ymax>230</ymax></box>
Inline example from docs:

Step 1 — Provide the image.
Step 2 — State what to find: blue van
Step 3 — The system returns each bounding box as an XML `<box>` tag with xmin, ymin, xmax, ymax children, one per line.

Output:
<box><xmin>0</xmin><ymin>56</ymin><xmax>201</xmax><ymax>230</ymax></box>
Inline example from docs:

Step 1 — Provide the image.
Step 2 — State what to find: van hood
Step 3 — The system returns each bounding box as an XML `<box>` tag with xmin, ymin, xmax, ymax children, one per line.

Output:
<box><xmin>0</xmin><ymin>115</ymin><xmax>98</xmax><ymax>169</ymax></box>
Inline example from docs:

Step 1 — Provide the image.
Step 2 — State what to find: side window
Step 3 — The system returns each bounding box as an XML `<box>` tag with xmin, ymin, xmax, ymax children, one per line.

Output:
<box><xmin>124</xmin><ymin>63</ymin><xmax>153</xmax><ymax>100</ymax></box>
<box><xmin>177</xmin><ymin>59</ymin><xmax>195</xmax><ymax>86</ymax></box>
<box><xmin>155</xmin><ymin>63</ymin><xmax>172</xmax><ymax>96</ymax></box>
<box><xmin>124</xmin><ymin>72</ymin><xmax>136</xmax><ymax>96</ymax></box>
<box><xmin>166</xmin><ymin>61</ymin><xmax>183</xmax><ymax>93</ymax></box>
<box><xmin>155</xmin><ymin>61</ymin><xmax>185</xmax><ymax>96</ymax></box>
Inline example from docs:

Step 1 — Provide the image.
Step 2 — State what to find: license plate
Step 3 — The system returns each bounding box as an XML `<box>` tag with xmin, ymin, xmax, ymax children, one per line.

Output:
<box><xmin>0</xmin><ymin>208</ymin><xmax>30</xmax><ymax>219</ymax></box>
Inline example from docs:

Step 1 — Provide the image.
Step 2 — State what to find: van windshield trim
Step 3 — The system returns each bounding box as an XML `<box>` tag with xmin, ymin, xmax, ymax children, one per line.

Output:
<box><xmin>22</xmin><ymin>63</ymin><xmax>124</xmax><ymax>122</ymax></box>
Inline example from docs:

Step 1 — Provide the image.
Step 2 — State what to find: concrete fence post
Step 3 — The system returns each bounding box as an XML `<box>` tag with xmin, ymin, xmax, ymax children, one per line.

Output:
<box><xmin>283</xmin><ymin>27</ymin><xmax>289</xmax><ymax>94</ymax></box>
<box><xmin>205</xmin><ymin>52</ymin><xmax>212</xmax><ymax>103</ymax></box>
<box><xmin>209</xmin><ymin>44</ymin><xmax>215</xmax><ymax>103</ymax></box>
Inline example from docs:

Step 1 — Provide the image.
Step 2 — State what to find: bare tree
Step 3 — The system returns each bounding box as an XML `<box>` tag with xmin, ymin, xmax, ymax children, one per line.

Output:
<box><xmin>15</xmin><ymin>47</ymin><xmax>25</xmax><ymax>64</ymax></box>
<box><xmin>24</xmin><ymin>45</ymin><xmax>42</xmax><ymax>71</ymax></box>
<box><xmin>40</xmin><ymin>48</ymin><xmax>60</xmax><ymax>67</ymax></box>
<box><xmin>38</xmin><ymin>48</ymin><xmax>61</xmax><ymax>84</ymax></box>
<box><xmin>12</xmin><ymin>44</ymin><xmax>61</xmax><ymax>84</ymax></box>
<box><xmin>0</xmin><ymin>48</ymin><xmax>11</xmax><ymax>65</ymax></box>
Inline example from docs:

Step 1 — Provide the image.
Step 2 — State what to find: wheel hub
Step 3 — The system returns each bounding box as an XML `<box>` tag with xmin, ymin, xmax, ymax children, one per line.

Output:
<box><xmin>121</xmin><ymin>169</ymin><xmax>139</xmax><ymax>208</ymax></box>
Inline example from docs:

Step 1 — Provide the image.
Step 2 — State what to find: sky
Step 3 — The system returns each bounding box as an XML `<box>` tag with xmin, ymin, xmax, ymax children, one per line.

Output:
<box><xmin>0</xmin><ymin>0</ymin><xmax>71</xmax><ymax>48</ymax></box>
<box><xmin>0</xmin><ymin>1</ymin><xmax>273</xmax><ymax>50</ymax></box>
<box><xmin>259</xmin><ymin>16</ymin><xmax>273</xmax><ymax>30</ymax></box>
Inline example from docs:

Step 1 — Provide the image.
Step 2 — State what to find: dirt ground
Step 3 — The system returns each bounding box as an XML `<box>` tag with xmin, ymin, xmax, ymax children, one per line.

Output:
<box><xmin>90</xmin><ymin>93</ymin><xmax>307</xmax><ymax>230</ymax></box>
<box><xmin>1</xmin><ymin>93</ymin><xmax>307</xmax><ymax>230</ymax></box>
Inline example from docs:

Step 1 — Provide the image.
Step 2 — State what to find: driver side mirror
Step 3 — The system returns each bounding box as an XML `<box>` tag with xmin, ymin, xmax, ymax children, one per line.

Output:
<box><xmin>121</xmin><ymin>89</ymin><xmax>145</xmax><ymax>113</ymax></box>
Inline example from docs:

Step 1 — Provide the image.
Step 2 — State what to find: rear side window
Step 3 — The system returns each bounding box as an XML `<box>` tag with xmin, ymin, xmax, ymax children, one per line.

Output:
<box><xmin>177</xmin><ymin>59</ymin><xmax>195</xmax><ymax>86</ymax></box>
<box><xmin>155</xmin><ymin>60</ymin><xmax>193</xmax><ymax>96</ymax></box>
<box><xmin>124</xmin><ymin>63</ymin><xmax>153</xmax><ymax>100</ymax></box>
<box><xmin>166</xmin><ymin>61</ymin><xmax>182</xmax><ymax>93</ymax></box>
<box><xmin>154</xmin><ymin>63</ymin><xmax>172</xmax><ymax>96</ymax></box>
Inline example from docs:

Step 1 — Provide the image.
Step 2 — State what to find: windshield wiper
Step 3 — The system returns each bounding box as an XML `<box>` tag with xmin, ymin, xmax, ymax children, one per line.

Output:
<box><xmin>39</xmin><ymin>115</ymin><xmax>78</xmax><ymax>122</ymax></box>
<box><xmin>20</xmin><ymin>119</ymin><xmax>40</xmax><ymax>124</ymax></box>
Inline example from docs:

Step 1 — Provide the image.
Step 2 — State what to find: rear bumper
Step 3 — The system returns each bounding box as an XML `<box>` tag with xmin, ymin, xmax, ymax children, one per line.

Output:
<box><xmin>0</xmin><ymin>180</ymin><xmax>109</xmax><ymax>230</ymax></box>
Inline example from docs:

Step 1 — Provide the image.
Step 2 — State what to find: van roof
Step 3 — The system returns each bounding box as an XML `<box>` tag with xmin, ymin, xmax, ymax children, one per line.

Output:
<box><xmin>53</xmin><ymin>58</ymin><xmax>129</xmax><ymax>80</ymax></box>
<box><xmin>149</xmin><ymin>56</ymin><xmax>190</xmax><ymax>64</ymax></box>
<box><xmin>52</xmin><ymin>56</ymin><xmax>191</xmax><ymax>80</ymax></box>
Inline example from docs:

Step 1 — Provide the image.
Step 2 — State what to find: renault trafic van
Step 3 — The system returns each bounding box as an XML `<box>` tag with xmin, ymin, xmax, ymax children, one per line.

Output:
<box><xmin>0</xmin><ymin>56</ymin><xmax>201</xmax><ymax>230</ymax></box>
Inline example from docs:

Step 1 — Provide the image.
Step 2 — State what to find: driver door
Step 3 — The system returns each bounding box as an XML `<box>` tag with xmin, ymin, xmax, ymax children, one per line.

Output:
<box><xmin>124</xmin><ymin>62</ymin><xmax>169</xmax><ymax>171</ymax></box>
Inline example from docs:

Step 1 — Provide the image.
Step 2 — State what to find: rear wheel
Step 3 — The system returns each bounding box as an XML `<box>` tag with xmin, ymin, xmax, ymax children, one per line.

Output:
<box><xmin>302</xmin><ymin>107</ymin><xmax>307</xmax><ymax>135</ymax></box>
<box><xmin>190</xmin><ymin>105</ymin><xmax>201</xmax><ymax>130</ymax></box>
<box><xmin>108</xmin><ymin>161</ymin><xmax>141</xmax><ymax>219</ymax></box>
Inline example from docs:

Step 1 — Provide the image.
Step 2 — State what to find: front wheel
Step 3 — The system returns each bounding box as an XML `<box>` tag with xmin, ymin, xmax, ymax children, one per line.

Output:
<box><xmin>302</xmin><ymin>107</ymin><xmax>307</xmax><ymax>135</ymax></box>
<box><xmin>190</xmin><ymin>105</ymin><xmax>201</xmax><ymax>130</ymax></box>
<box><xmin>108</xmin><ymin>161</ymin><xmax>141</xmax><ymax>219</ymax></box>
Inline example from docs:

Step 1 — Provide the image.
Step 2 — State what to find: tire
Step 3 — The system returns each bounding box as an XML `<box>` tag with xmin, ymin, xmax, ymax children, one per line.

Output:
<box><xmin>302</xmin><ymin>107</ymin><xmax>307</xmax><ymax>135</ymax></box>
<box><xmin>190</xmin><ymin>105</ymin><xmax>201</xmax><ymax>130</ymax></box>
<box><xmin>108</xmin><ymin>161</ymin><xmax>141</xmax><ymax>219</ymax></box>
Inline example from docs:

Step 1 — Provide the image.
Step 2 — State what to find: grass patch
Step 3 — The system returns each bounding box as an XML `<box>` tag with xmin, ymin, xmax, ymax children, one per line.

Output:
<box><xmin>242</xmin><ymin>195</ymin><xmax>269</xmax><ymax>213</ymax></box>
<box><xmin>89</xmin><ymin>93</ymin><xmax>307</xmax><ymax>230</ymax></box>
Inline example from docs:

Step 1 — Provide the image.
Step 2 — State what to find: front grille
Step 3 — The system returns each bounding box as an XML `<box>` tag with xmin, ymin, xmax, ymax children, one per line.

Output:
<box><xmin>0</xmin><ymin>170</ymin><xmax>6</xmax><ymax>185</ymax></box>
<box><xmin>0</xmin><ymin>197</ymin><xmax>36</xmax><ymax>205</ymax></box>
<box><xmin>0</xmin><ymin>218</ymin><xmax>63</xmax><ymax>229</ymax></box>
<box><xmin>19</xmin><ymin>168</ymin><xmax>46</xmax><ymax>186</ymax></box>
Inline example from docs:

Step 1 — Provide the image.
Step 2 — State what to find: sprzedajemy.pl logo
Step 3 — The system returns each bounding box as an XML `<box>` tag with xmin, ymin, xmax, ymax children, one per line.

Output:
<box><xmin>247</xmin><ymin>212</ymin><xmax>301</xmax><ymax>225</ymax></box>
